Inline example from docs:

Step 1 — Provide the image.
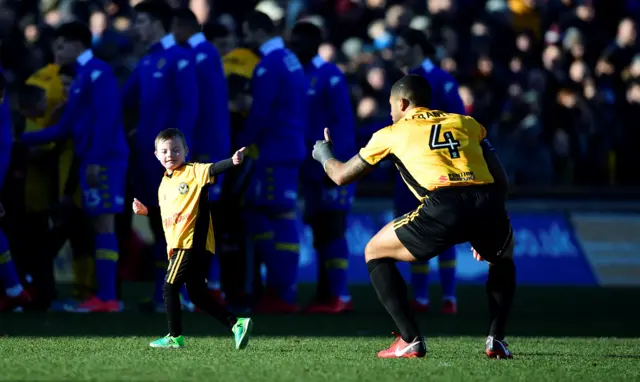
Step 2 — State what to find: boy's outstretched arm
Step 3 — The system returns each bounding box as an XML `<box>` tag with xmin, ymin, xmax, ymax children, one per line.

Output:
<box><xmin>208</xmin><ymin>147</ymin><xmax>246</xmax><ymax>177</ymax></box>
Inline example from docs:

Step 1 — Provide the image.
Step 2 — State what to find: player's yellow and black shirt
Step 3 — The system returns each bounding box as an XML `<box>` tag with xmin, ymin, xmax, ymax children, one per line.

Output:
<box><xmin>24</xmin><ymin>64</ymin><xmax>80</xmax><ymax>211</ymax></box>
<box><xmin>359</xmin><ymin>107</ymin><xmax>494</xmax><ymax>201</ymax></box>
<box><xmin>359</xmin><ymin>108</ymin><xmax>511</xmax><ymax>262</ymax></box>
<box><xmin>158</xmin><ymin>163</ymin><xmax>215</xmax><ymax>258</ymax></box>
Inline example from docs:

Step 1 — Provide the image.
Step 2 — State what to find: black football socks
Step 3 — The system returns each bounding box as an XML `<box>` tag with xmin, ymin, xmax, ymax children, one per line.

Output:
<box><xmin>486</xmin><ymin>258</ymin><xmax>516</xmax><ymax>340</ymax></box>
<box><xmin>367</xmin><ymin>258</ymin><xmax>421</xmax><ymax>342</ymax></box>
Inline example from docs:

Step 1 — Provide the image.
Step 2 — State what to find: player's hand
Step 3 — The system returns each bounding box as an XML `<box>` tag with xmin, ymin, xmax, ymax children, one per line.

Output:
<box><xmin>471</xmin><ymin>247</ymin><xmax>485</xmax><ymax>262</ymax></box>
<box><xmin>232</xmin><ymin>147</ymin><xmax>246</xmax><ymax>165</ymax></box>
<box><xmin>86</xmin><ymin>164</ymin><xmax>100</xmax><ymax>187</ymax></box>
<box><xmin>312</xmin><ymin>128</ymin><xmax>335</xmax><ymax>167</ymax></box>
<box><xmin>132</xmin><ymin>198</ymin><xmax>148</xmax><ymax>216</ymax></box>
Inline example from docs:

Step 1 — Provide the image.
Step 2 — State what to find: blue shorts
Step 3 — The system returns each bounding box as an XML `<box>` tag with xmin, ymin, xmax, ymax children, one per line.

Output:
<box><xmin>302</xmin><ymin>182</ymin><xmax>355</xmax><ymax>221</ymax></box>
<box><xmin>394</xmin><ymin>172</ymin><xmax>420</xmax><ymax>216</ymax></box>
<box><xmin>244</xmin><ymin>163</ymin><xmax>300</xmax><ymax>213</ymax></box>
<box><xmin>132</xmin><ymin>158</ymin><xmax>165</xmax><ymax>207</ymax></box>
<box><xmin>80</xmin><ymin>163</ymin><xmax>127</xmax><ymax>216</ymax></box>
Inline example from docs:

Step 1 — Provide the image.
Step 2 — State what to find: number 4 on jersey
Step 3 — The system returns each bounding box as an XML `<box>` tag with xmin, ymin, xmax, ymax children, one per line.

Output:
<box><xmin>429</xmin><ymin>124</ymin><xmax>460</xmax><ymax>159</ymax></box>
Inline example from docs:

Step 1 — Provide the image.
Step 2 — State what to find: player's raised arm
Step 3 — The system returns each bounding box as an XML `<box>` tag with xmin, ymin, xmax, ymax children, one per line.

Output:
<box><xmin>313</xmin><ymin>128</ymin><xmax>380</xmax><ymax>186</ymax></box>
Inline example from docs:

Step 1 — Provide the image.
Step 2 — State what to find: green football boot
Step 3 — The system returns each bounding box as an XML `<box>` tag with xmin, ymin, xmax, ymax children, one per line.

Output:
<box><xmin>150</xmin><ymin>334</ymin><xmax>185</xmax><ymax>348</ymax></box>
<box><xmin>232</xmin><ymin>317</ymin><xmax>253</xmax><ymax>350</ymax></box>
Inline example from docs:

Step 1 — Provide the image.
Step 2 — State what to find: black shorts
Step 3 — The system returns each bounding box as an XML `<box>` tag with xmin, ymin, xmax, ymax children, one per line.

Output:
<box><xmin>165</xmin><ymin>249</ymin><xmax>213</xmax><ymax>285</ymax></box>
<box><xmin>394</xmin><ymin>185</ymin><xmax>512</xmax><ymax>263</ymax></box>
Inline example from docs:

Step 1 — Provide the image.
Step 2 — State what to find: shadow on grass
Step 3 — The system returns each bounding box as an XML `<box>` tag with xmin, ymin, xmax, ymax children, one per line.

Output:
<box><xmin>2</xmin><ymin>285</ymin><xmax>639</xmax><ymax>338</ymax></box>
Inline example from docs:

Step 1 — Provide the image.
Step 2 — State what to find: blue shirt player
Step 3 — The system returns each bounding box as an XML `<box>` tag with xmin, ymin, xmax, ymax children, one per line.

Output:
<box><xmin>290</xmin><ymin>21</ymin><xmax>356</xmax><ymax>314</ymax></box>
<box><xmin>393</xmin><ymin>28</ymin><xmax>465</xmax><ymax>314</ymax></box>
<box><xmin>21</xmin><ymin>22</ymin><xmax>129</xmax><ymax>312</ymax></box>
<box><xmin>0</xmin><ymin>70</ymin><xmax>31</xmax><ymax>312</ymax></box>
<box><xmin>123</xmin><ymin>1</ymin><xmax>199</xmax><ymax>311</ymax></box>
<box><xmin>239</xmin><ymin>11</ymin><xmax>308</xmax><ymax>313</ymax></box>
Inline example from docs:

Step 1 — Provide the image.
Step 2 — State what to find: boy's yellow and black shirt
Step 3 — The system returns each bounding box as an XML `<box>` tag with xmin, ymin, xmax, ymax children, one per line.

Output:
<box><xmin>359</xmin><ymin>108</ymin><xmax>495</xmax><ymax>201</ymax></box>
<box><xmin>158</xmin><ymin>162</ymin><xmax>216</xmax><ymax>258</ymax></box>
<box><xmin>23</xmin><ymin>64</ymin><xmax>80</xmax><ymax>211</ymax></box>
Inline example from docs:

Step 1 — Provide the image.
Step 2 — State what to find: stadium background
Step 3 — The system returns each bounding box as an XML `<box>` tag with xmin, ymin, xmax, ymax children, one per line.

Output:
<box><xmin>10</xmin><ymin>0</ymin><xmax>631</xmax><ymax>290</ymax></box>
<box><xmin>0</xmin><ymin>1</ymin><xmax>638</xmax><ymax>380</ymax></box>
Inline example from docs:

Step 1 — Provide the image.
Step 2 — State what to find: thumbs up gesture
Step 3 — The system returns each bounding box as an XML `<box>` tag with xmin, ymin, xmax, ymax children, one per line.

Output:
<box><xmin>312</xmin><ymin>128</ymin><xmax>335</xmax><ymax>168</ymax></box>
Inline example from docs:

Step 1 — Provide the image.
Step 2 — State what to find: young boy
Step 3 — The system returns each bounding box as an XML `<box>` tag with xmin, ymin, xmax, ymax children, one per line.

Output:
<box><xmin>132</xmin><ymin>128</ymin><xmax>252</xmax><ymax>349</ymax></box>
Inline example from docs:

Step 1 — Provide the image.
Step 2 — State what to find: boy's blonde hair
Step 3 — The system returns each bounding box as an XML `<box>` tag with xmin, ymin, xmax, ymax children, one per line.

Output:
<box><xmin>155</xmin><ymin>128</ymin><xmax>188</xmax><ymax>149</ymax></box>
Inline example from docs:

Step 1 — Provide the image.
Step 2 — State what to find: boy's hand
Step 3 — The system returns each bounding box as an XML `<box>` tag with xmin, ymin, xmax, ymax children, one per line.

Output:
<box><xmin>233</xmin><ymin>147</ymin><xmax>246</xmax><ymax>165</ymax></box>
<box><xmin>132</xmin><ymin>198</ymin><xmax>148</xmax><ymax>216</ymax></box>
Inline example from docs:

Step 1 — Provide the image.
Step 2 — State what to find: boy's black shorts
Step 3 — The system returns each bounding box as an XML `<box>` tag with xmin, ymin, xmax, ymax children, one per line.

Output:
<box><xmin>393</xmin><ymin>184</ymin><xmax>512</xmax><ymax>263</ymax></box>
<box><xmin>165</xmin><ymin>249</ymin><xmax>213</xmax><ymax>285</ymax></box>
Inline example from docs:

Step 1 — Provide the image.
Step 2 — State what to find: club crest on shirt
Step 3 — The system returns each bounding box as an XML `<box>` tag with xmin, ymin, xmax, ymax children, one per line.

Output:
<box><xmin>178</xmin><ymin>182</ymin><xmax>189</xmax><ymax>195</ymax></box>
<box><xmin>157</xmin><ymin>58</ymin><xmax>166</xmax><ymax>69</ymax></box>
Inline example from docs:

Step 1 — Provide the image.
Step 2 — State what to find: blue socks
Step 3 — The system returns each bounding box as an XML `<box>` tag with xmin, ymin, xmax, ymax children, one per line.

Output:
<box><xmin>411</xmin><ymin>247</ymin><xmax>457</xmax><ymax>303</ymax></box>
<box><xmin>318</xmin><ymin>238</ymin><xmax>350</xmax><ymax>300</ymax></box>
<box><xmin>95</xmin><ymin>232</ymin><xmax>119</xmax><ymax>301</ymax></box>
<box><xmin>439</xmin><ymin>248</ymin><xmax>457</xmax><ymax>301</ymax></box>
<box><xmin>269</xmin><ymin>215</ymin><xmax>299</xmax><ymax>304</ymax></box>
<box><xmin>410</xmin><ymin>262</ymin><xmax>430</xmax><ymax>304</ymax></box>
<box><xmin>0</xmin><ymin>231</ymin><xmax>22</xmax><ymax>295</ymax></box>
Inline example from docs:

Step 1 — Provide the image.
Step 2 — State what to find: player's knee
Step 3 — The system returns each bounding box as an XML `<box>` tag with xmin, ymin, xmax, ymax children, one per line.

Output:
<box><xmin>91</xmin><ymin>214</ymin><xmax>115</xmax><ymax>234</ymax></box>
<box><xmin>364</xmin><ymin>239</ymin><xmax>381</xmax><ymax>263</ymax></box>
<box><xmin>312</xmin><ymin>212</ymin><xmax>346</xmax><ymax>248</ymax></box>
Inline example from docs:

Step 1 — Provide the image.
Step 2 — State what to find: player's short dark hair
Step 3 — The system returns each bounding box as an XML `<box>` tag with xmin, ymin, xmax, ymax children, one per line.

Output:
<box><xmin>134</xmin><ymin>0</ymin><xmax>174</xmax><ymax>32</ymax></box>
<box><xmin>17</xmin><ymin>85</ymin><xmax>45</xmax><ymax>109</ymax></box>
<box><xmin>58</xmin><ymin>64</ymin><xmax>76</xmax><ymax>78</ymax></box>
<box><xmin>397</xmin><ymin>28</ymin><xmax>435</xmax><ymax>57</ymax></box>
<box><xmin>245</xmin><ymin>10</ymin><xmax>275</xmax><ymax>35</ymax></box>
<box><xmin>203</xmin><ymin>21</ymin><xmax>230</xmax><ymax>40</ymax></box>
<box><xmin>55</xmin><ymin>21</ymin><xmax>92</xmax><ymax>49</ymax></box>
<box><xmin>391</xmin><ymin>74</ymin><xmax>433</xmax><ymax>107</ymax></box>
<box><xmin>291</xmin><ymin>21</ymin><xmax>323</xmax><ymax>45</ymax></box>
<box><xmin>172</xmin><ymin>7</ymin><xmax>199</xmax><ymax>29</ymax></box>
<box><xmin>155</xmin><ymin>128</ymin><xmax>187</xmax><ymax>148</ymax></box>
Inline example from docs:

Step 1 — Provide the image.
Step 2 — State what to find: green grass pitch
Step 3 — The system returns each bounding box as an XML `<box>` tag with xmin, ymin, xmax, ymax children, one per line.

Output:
<box><xmin>0</xmin><ymin>285</ymin><xmax>639</xmax><ymax>381</ymax></box>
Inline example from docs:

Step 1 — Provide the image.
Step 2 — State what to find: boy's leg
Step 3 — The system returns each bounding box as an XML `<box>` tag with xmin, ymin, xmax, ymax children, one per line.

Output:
<box><xmin>185</xmin><ymin>251</ymin><xmax>237</xmax><ymax>329</ymax></box>
<box><xmin>184</xmin><ymin>250</ymin><xmax>252</xmax><ymax>350</ymax></box>
<box><xmin>150</xmin><ymin>249</ymin><xmax>187</xmax><ymax>348</ymax></box>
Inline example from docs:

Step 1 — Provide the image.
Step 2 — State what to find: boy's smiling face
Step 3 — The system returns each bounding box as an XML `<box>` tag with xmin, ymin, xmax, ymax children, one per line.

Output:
<box><xmin>155</xmin><ymin>137</ymin><xmax>188</xmax><ymax>172</ymax></box>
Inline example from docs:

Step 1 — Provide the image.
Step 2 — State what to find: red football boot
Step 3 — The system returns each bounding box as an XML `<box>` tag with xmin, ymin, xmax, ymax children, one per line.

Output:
<box><xmin>304</xmin><ymin>296</ymin><xmax>353</xmax><ymax>314</ymax></box>
<box><xmin>0</xmin><ymin>289</ymin><xmax>32</xmax><ymax>312</ymax></box>
<box><xmin>72</xmin><ymin>296</ymin><xmax>121</xmax><ymax>312</ymax></box>
<box><xmin>377</xmin><ymin>332</ymin><xmax>427</xmax><ymax>359</ymax></box>
<box><xmin>411</xmin><ymin>299</ymin><xmax>430</xmax><ymax>313</ymax></box>
<box><xmin>441</xmin><ymin>300</ymin><xmax>457</xmax><ymax>315</ymax></box>
<box><xmin>253</xmin><ymin>292</ymin><xmax>299</xmax><ymax>314</ymax></box>
<box><xmin>485</xmin><ymin>336</ymin><xmax>513</xmax><ymax>359</ymax></box>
